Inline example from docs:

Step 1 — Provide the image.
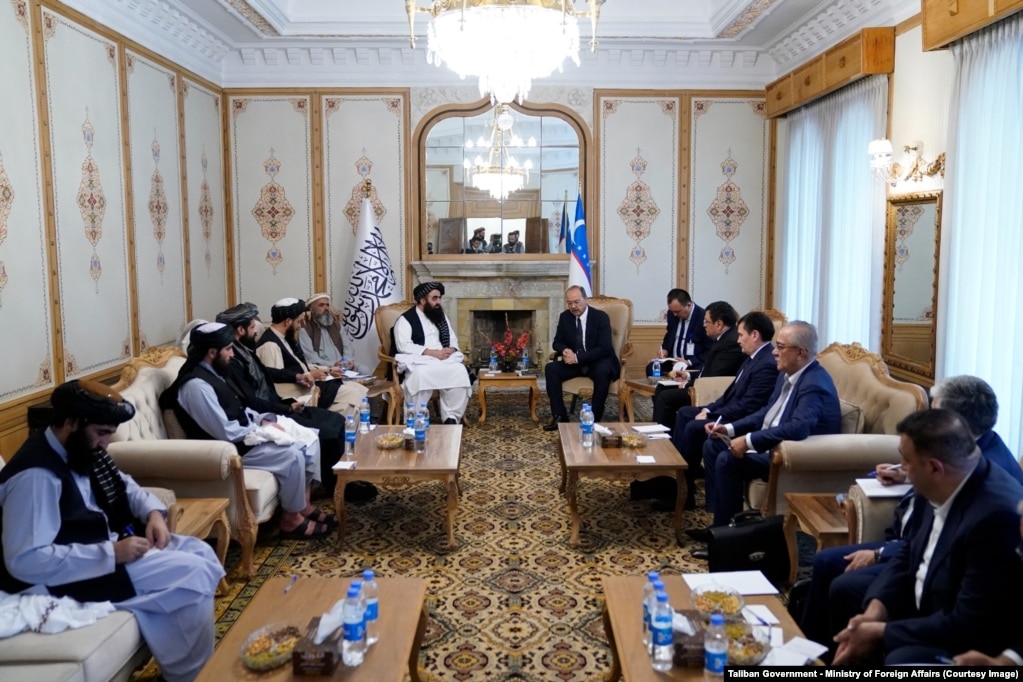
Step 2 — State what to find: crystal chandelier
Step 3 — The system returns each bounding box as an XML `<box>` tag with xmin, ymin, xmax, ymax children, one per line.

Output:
<box><xmin>464</xmin><ymin>105</ymin><xmax>535</xmax><ymax>201</ymax></box>
<box><xmin>405</xmin><ymin>0</ymin><xmax>604</xmax><ymax>105</ymax></box>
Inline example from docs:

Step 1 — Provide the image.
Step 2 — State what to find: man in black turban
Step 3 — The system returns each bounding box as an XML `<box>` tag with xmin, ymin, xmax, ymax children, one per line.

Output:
<box><xmin>0</xmin><ymin>379</ymin><xmax>224</xmax><ymax>679</ymax></box>
<box><xmin>391</xmin><ymin>281</ymin><xmax>471</xmax><ymax>424</ymax></box>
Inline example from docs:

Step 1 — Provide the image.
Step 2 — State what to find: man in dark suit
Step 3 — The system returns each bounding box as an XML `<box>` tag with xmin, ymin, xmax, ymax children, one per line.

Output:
<box><xmin>640</xmin><ymin>311</ymin><xmax>779</xmax><ymax>511</ymax></box>
<box><xmin>651</xmin><ymin>301</ymin><xmax>745</xmax><ymax>431</ymax></box>
<box><xmin>691</xmin><ymin>321</ymin><xmax>841</xmax><ymax>533</ymax></box>
<box><xmin>645</xmin><ymin>289</ymin><xmax>710</xmax><ymax>377</ymax></box>
<box><xmin>543</xmin><ymin>285</ymin><xmax>620</xmax><ymax>428</ymax></box>
<box><xmin>832</xmin><ymin>409</ymin><xmax>1023</xmax><ymax>665</ymax></box>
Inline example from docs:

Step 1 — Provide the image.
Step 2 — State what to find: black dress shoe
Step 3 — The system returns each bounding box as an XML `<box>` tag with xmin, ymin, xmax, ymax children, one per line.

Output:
<box><xmin>691</xmin><ymin>549</ymin><xmax>709</xmax><ymax>560</ymax></box>
<box><xmin>543</xmin><ymin>415</ymin><xmax>569</xmax><ymax>431</ymax></box>
<box><xmin>685</xmin><ymin>526</ymin><xmax>713</xmax><ymax>543</ymax></box>
<box><xmin>443</xmin><ymin>417</ymin><xmax>457</xmax><ymax>424</ymax></box>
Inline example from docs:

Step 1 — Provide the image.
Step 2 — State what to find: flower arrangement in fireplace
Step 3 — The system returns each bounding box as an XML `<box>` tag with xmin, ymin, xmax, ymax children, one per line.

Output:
<box><xmin>488</xmin><ymin>314</ymin><xmax>531</xmax><ymax>363</ymax></box>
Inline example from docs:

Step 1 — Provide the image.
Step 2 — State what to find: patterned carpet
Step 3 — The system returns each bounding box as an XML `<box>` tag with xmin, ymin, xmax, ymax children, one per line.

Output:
<box><xmin>142</xmin><ymin>389</ymin><xmax>807</xmax><ymax>680</ymax></box>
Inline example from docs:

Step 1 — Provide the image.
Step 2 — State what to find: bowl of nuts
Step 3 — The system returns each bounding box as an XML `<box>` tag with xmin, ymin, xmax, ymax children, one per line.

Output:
<box><xmin>690</xmin><ymin>582</ymin><xmax>744</xmax><ymax>620</ymax></box>
<box><xmin>240</xmin><ymin>622</ymin><xmax>302</xmax><ymax>671</ymax></box>
<box><xmin>375</xmin><ymin>433</ymin><xmax>404</xmax><ymax>450</ymax></box>
<box><xmin>727</xmin><ymin>622</ymin><xmax>771</xmax><ymax>666</ymax></box>
<box><xmin>620</xmin><ymin>433</ymin><xmax>648</xmax><ymax>448</ymax></box>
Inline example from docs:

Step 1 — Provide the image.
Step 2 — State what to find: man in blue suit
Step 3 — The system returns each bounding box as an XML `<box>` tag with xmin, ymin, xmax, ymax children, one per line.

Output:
<box><xmin>832</xmin><ymin>409</ymin><xmax>1023</xmax><ymax>665</ymax></box>
<box><xmin>690</xmin><ymin>321</ymin><xmax>841</xmax><ymax>534</ymax></box>
<box><xmin>645</xmin><ymin>289</ymin><xmax>710</xmax><ymax>377</ymax></box>
<box><xmin>544</xmin><ymin>286</ymin><xmax>620</xmax><ymax>428</ymax></box>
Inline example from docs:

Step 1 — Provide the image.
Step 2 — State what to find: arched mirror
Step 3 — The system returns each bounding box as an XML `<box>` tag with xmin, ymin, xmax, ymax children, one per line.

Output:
<box><xmin>881</xmin><ymin>191</ymin><xmax>941</xmax><ymax>385</ymax></box>
<box><xmin>417</xmin><ymin>101</ymin><xmax>584</xmax><ymax>257</ymax></box>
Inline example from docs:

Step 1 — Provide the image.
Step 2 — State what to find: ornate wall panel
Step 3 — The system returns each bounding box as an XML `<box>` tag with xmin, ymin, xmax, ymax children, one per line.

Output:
<box><xmin>322</xmin><ymin>93</ymin><xmax>408</xmax><ymax>302</ymax></box>
<box><xmin>0</xmin><ymin>0</ymin><xmax>54</xmax><ymax>399</ymax></box>
<box><xmin>596</xmin><ymin>94</ymin><xmax>681</xmax><ymax>323</ymax></box>
<box><xmin>43</xmin><ymin>8</ymin><xmax>132</xmax><ymax>378</ymax></box>
<box><xmin>183</xmin><ymin>79</ymin><xmax>227</xmax><ymax>322</ymax></box>
<box><xmin>689</xmin><ymin>97</ymin><xmax>768</xmax><ymax>316</ymax></box>
<box><xmin>229</xmin><ymin>95</ymin><xmax>313</xmax><ymax>314</ymax></box>
<box><xmin>125</xmin><ymin>50</ymin><xmax>185</xmax><ymax>349</ymax></box>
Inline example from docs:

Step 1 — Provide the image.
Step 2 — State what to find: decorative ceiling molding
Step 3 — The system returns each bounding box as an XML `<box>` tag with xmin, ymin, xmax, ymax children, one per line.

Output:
<box><xmin>221</xmin><ymin>0</ymin><xmax>278</xmax><ymax>36</ymax></box>
<box><xmin>766</xmin><ymin>0</ymin><xmax>900</xmax><ymax>71</ymax></box>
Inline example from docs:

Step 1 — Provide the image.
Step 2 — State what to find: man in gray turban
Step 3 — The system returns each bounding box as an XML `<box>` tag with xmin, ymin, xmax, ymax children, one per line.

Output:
<box><xmin>391</xmin><ymin>281</ymin><xmax>471</xmax><ymax>424</ymax></box>
<box><xmin>161</xmin><ymin>322</ymin><xmax>333</xmax><ymax>540</ymax></box>
<box><xmin>0</xmin><ymin>379</ymin><xmax>224</xmax><ymax>681</ymax></box>
<box><xmin>298</xmin><ymin>293</ymin><xmax>347</xmax><ymax>369</ymax></box>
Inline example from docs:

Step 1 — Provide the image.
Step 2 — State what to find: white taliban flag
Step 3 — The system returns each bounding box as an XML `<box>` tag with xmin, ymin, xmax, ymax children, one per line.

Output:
<box><xmin>343</xmin><ymin>197</ymin><xmax>399</xmax><ymax>375</ymax></box>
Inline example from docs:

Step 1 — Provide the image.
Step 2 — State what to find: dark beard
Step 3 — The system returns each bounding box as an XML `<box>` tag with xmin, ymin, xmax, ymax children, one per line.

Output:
<box><xmin>423</xmin><ymin>302</ymin><xmax>446</xmax><ymax>327</ymax></box>
<box><xmin>65</xmin><ymin>427</ymin><xmax>103</xmax><ymax>476</ymax></box>
<box><xmin>239</xmin><ymin>333</ymin><xmax>257</xmax><ymax>350</ymax></box>
<box><xmin>285</xmin><ymin>326</ymin><xmax>297</xmax><ymax>344</ymax></box>
<box><xmin>211</xmin><ymin>354</ymin><xmax>231</xmax><ymax>375</ymax></box>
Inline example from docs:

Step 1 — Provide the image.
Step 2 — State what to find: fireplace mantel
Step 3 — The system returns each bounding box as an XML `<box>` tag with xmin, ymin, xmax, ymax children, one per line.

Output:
<box><xmin>411</xmin><ymin>259</ymin><xmax>571</xmax><ymax>362</ymax></box>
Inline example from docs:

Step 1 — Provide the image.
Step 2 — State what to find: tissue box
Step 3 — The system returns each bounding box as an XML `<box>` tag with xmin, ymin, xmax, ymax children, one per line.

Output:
<box><xmin>673</xmin><ymin>609</ymin><xmax>706</xmax><ymax>668</ymax></box>
<box><xmin>404</xmin><ymin>435</ymin><xmax>414</xmax><ymax>450</ymax></box>
<box><xmin>292</xmin><ymin>617</ymin><xmax>340</xmax><ymax>676</ymax></box>
<box><xmin>599</xmin><ymin>433</ymin><xmax>623</xmax><ymax>448</ymax></box>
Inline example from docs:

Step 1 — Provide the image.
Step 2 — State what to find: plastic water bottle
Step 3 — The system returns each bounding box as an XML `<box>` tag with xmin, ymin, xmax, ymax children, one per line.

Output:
<box><xmin>580</xmin><ymin>403</ymin><xmax>595</xmax><ymax>448</ymax></box>
<box><xmin>419</xmin><ymin>402</ymin><xmax>430</xmax><ymax>430</ymax></box>
<box><xmin>641</xmin><ymin>571</ymin><xmax>660</xmax><ymax>652</ymax></box>
<box><xmin>414</xmin><ymin>410</ymin><xmax>427</xmax><ymax>454</ymax></box>
<box><xmin>344</xmin><ymin>411</ymin><xmax>357</xmax><ymax>457</ymax></box>
<box><xmin>489</xmin><ymin>348</ymin><xmax>498</xmax><ymax>372</ymax></box>
<box><xmin>519</xmin><ymin>348</ymin><xmax>529</xmax><ymax>372</ymax></box>
<box><xmin>359</xmin><ymin>396</ymin><xmax>371</xmax><ymax>434</ymax></box>
<box><xmin>361</xmin><ymin>569</ymin><xmax>379</xmax><ymax>646</ymax></box>
<box><xmin>341</xmin><ymin>585</ymin><xmax>366</xmax><ymax>666</ymax></box>
<box><xmin>406</xmin><ymin>402</ymin><xmax>416</xmax><ymax>431</ymax></box>
<box><xmin>704</xmin><ymin>613</ymin><xmax>728</xmax><ymax>680</ymax></box>
<box><xmin>651</xmin><ymin>591</ymin><xmax>674</xmax><ymax>672</ymax></box>
<box><xmin>652</xmin><ymin>359</ymin><xmax>661</xmax><ymax>379</ymax></box>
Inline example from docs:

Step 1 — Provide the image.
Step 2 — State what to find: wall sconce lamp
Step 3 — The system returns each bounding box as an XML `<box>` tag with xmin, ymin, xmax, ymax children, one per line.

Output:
<box><xmin>868</xmin><ymin>139</ymin><xmax>946</xmax><ymax>186</ymax></box>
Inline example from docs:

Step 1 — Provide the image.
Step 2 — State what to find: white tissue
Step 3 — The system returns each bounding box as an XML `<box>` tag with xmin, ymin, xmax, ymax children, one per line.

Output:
<box><xmin>403</xmin><ymin>427</ymin><xmax>415</xmax><ymax>437</ymax></box>
<box><xmin>313</xmin><ymin>599</ymin><xmax>346</xmax><ymax>644</ymax></box>
<box><xmin>593</xmin><ymin>424</ymin><xmax>612</xmax><ymax>436</ymax></box>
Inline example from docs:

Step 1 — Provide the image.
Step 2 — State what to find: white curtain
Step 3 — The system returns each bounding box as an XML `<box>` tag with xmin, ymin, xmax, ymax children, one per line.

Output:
<box><xmin>777</xmin><ymin>76</ymin><xmax>888</xmax><ymax>349</ymax></box>
<box><xmin>938</xmin><ymin>14</ymin><xmax>1023</xmax><ymax>455</ymax></box>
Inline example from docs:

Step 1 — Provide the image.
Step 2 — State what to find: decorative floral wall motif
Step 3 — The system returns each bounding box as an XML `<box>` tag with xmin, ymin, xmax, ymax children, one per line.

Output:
<box><xmin>290</xmin><ymin>99</ymin><xmax>307</xmax><ymax>117</ymax></box>
<box><xmin>706</xmin><ymin>151</ymin><xmax>749</xmax><ymax>272</ymax></box>
<box><xmin>694</xmin><ymin>100</ymin><xmax>713</xmax><ymax>119</ymax></box>
<box><xmin>747</xmin><ymin>100</ymin><xmax>767</xmax><ymax>118</ymax></box>
<box><xmin>36</xmin><ymin>357</ymin><xmax>51</xmax><ymax>387</ymax></box>
<box><xmin>0</xmin><ymin>151</ymin><xmax>12</xmax><ymax>304</ymax></box>
<box><xmin>148</xmin><ymin>136</ymin><xmax>168</xmax><ymax>277</ymax></box>
<box><xmin>251</xmin><ymin>149</ymin><xmax>294</xmax><ymax>272</ymax></box>
<box><xmin>197</xmin><ymin>148</ymin><xmax>213</xmax><ymax>272</ymax></box>
<box><xmin>342</xmin><ymin>151</ymin><xmax>386</xmax><ymax>233</ymax></box>
<box><xmin>232</xmin><ymin>98</ymin><xmax>249</xmax><ymax>118</ymax></box>
<box><xmin>894</xmin><ymin>204</ymin><xmax>924</xmax><ymax>269</ymax></box>
<box><xmin>616</xmin><ymin>149</ymin><xmax>660</xmax><ymax>269</ymax></box>
<box><xmin>76</xmin><ymin>111</ymin><xmax>106</xmax><ymax>289</ymax></box>
<box><xmin>13</xmin><ymin>0</ymin><xmax>28</xmax><ymax>30</ymax></box>
<box><xmin>384</xmin><ymin>98</ymin><xmax>401</xmax><ymax>116</ymax></box>
<box><xmin>659</xmin><ymin>101</ymin><xmax>677</xmax><ymax>119</ymax></box>
<box><xmin>602</xmin><ymin>100</ymin><xmax>620</xmax><ymax>121</ymax></box>
<box><xmin>324</xmin><ymin>97</ymin><xmax>342</xmax><ymax>117</ymax></box>
<box><xmin>42</xmin><ymin>12</ymin><xmax>55</xmax><ymax>40</ymax></box>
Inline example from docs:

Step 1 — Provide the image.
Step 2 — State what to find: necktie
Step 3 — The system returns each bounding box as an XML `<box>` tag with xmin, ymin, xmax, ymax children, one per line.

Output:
<box><xmin>761</xmin><ymin>380</ymin><xmax>793</xmax><ymax>429</ymax></box>
<box><xmin>676</xmin><ymin>318</ymin><xmax>689</xmax><ymax>358</ymax></box>
<box><xmin>575</xmin><ymin>317</ymin><xmax>584</xmax><ymax>353</ymax></box>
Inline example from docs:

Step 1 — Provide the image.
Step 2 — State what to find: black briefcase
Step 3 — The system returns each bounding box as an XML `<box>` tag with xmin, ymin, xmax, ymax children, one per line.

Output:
<box><xmin>707</xmin><ymin>510</ymin><xmax>790</xmax><ymax>588</ymax></box>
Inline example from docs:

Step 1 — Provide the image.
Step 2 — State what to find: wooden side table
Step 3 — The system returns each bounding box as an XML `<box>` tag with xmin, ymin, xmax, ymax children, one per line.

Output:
<box><xmin>476</xmin><ymin>372</ymin><xmax>539</xmax><ymax>424</ymax></box>
<box><xmin>782</xmin><ymin>492</ymin><xmax>851</xmax><ymax>585</ymax></box>
<box><xmin>175</xmin><ymin>497</ymin><xmax>231</xmax><ymax>594</ymax></box>
<box><xmin>619</xmin><ymin>378</ymin><xmax>658</xmax><ymax>422</ymax></box>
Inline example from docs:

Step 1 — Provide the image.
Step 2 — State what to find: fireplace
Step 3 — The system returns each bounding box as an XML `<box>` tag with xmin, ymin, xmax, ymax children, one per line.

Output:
<box><xmin>465</xmin><ymin>306</ymin><xmax>543</xmax><ymax>367</ymax></box>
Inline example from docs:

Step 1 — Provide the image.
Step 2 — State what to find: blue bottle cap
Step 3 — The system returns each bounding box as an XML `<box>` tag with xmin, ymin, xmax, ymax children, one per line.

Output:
<box><xmin>351</xmin><ymin>580</ymin><xmax>362</xmax><ymax>591</ymax></box>
<box><xmin>653</xmin><ymin>580</ymin><xmax>665</xmax><ymax>591</ymax></box>
<box><xmin>656</xmin><ymin>591</ymin><xmax>669</xmax><ymax>602</ymax></box>
<box><xmin>710</xmin><ymin>613</ymin><xmax>725</xmax><ymax>626</ymax></box>
<box><xmin>362</xmin><ymin>569</ymin><xmax>374</xmax><ymax>580</ymax></box>
<box><xmin>347</xmin><ymin>586</ymin><xmax>359</xmax><ymax>598</ymax></box>
<box><xmin>647</xmin><ymin>570</ymin><xmax>660</xmax><ymax>580</ymax></box>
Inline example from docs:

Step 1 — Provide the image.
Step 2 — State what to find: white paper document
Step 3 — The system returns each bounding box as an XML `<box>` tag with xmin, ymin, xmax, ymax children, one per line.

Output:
<box><xmin>632</xmin><ymin>424</ymin><xmax>670</xmax><ymax>434</ymax></box>
<box><xmin>635</xmin><ymin>455</ymin><xmax>656</xmax><ymax>464</ymax></box>
<box><xmin>332</xmin><ymin>460</ymin><xmax>357</xmax><ymax>471</ymax></box>
<box><xmin>854</xmin><ymin>477</ymin><xmax>913</xmax><ymax>498</ymax></box>
<box><xmin>682</xmin><ymin>570</ymin><xmax>779</xmax><ymax>595</ymax></box>
<box><xmin>761</xmin><ymin>636</ymin><xmax>828</xmax><ymax>666</ymax></box>
<box><xmin>742</xmin><ymin>604</ymin><xmax>780</xmax><ymax>625</ymax></box>
<box><xmin>656</xmin><ymin>380</ymin><xmax>681</xmax><ymax>387</ymax></box>
<box><xmin>647</xmin><ymin>433</ymin><xmax>671</xmax><ymax>440</ymax></box>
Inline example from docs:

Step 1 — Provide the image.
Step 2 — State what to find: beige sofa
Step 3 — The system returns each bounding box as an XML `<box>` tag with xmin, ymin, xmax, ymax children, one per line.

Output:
<box><xmin>107</xmin><ymin>345</ymin><xmax>279</xmax><ymax>578</ymax></box>
<box><xmin>751</xmin><ymin>342</ymin><xmax>928</xmax><ymax>515</ymax></box>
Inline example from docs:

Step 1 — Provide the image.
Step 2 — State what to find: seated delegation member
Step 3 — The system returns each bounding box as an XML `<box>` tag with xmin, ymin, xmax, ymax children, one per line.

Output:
<box><xmin>645</xmin><ymin>288</ymin><xmax>709</xmax><ymax>378</ymax></box>
<box><xmin>0</xmin><ymin>380</ymin><xmax>224</xmax><ymax>682</ymax></box>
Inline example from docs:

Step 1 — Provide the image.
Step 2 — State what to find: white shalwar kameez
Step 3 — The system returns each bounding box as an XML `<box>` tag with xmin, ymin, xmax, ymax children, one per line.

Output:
<box><xmin>0</xmin><ymin>429</ymin><xmax>224</xmax><ymax>682</ymax></box>
<box><xmin>176</xmin><ymin>368</ymin><xmax>320</xmax><ymax>512</ymax></box>
<box><xmin>394</xmin><ymin>308</ymin><xmax>472</xmax><ymax>422</ymax></box>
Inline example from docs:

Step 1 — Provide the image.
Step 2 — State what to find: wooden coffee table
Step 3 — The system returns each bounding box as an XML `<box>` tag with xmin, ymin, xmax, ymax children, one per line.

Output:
<box><xmin>602</xmin><ymin>574</ymin><xmax>805</xmax><ymax>680</ymax></box>
<box><xmin>196</xmin><ymin>576</ymin><xmax>427</xmax><ymax>681</ymax></box>
<box><xmin>333</xmin><ymin>425</ymin><xmax>463</xmax><ymax>548</ymax></box>
<box><xmin>476</xmin><ymin>371</ymin><xmax>539</xmax><ymax>424</ymax></box>
<box><xmin>783</xmin><ymin>492</ymin><xmax>851</xmax><ymax>585</ymax></box>
<box><xmin>557</xmin><ymin>422</ymin><xmax>687</xmax><ymax>547</ymax></box>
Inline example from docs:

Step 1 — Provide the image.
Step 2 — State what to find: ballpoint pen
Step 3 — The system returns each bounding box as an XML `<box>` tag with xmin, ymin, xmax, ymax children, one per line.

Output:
<box><xmin>284</xmin><ymin>574</ymin><xmax>298</xmax><ymax>594</ymax></box>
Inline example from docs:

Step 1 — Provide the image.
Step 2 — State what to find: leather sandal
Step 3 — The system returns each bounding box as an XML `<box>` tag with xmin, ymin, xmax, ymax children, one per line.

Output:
<box><xmin>303</xmin><ymin>508</ymin><xmax>337</xmax><ymax>527</ymax></box>
<box><xmin>279</xmin><ymin>518</ymin><xmax>331</xmax><ymax>540</ymax></box>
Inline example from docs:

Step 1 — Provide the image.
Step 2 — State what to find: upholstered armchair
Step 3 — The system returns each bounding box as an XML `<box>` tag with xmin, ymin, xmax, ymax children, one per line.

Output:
<box><xmin>106</xmin><ymin>346</ymin><xmax>274</xmax><ymax>579</ymax></box>
<box><xmin>750</xmin><ymin>342</ymin><xmax>927</xmax><ymax>516</ymax></box>
<box><xmin>548</xmin><ymin>295</ymin><xmax>634</xmax><ymax>417</ymax></box>
<box><xmin>374</xmin><ymin>300</ymin><xmax>445</xmax><ymax>425</ymax></box>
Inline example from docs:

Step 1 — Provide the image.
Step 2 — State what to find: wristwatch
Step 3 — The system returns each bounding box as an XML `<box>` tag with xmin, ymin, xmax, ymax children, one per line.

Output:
<box><xmin>874</xmin><ymin>547</ymin><xmax>883</xmax><ymax>563</ymax></box>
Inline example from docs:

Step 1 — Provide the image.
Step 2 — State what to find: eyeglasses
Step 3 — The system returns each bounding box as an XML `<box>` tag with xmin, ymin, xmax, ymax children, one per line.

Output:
<box><xmin>774</xmin><ymin>342</ymin><xmax>804</xmax><ymax>352</ymax></box>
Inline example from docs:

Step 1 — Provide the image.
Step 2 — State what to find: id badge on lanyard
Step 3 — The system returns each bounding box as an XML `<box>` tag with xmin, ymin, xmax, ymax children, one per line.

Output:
<box><xmin>685</xmin><ymin>341</ymin><xmax>695</xmax><ymax>357</ymax></box>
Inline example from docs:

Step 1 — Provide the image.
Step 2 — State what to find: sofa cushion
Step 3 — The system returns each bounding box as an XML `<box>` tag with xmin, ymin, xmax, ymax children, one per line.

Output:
<box><xmin>244</xmin><ymin>468</ymin><xmax>280</xmax><ymax>522</ymax></box>
<box><xmin>113</xmin><ymin>357</ymin><xmax>185</xmax><ymax>443</ymax></box>
<box><xmin>0</xmin><ymin>611</ymin><xmax>143</xmax><ymax>682</ymax></box>
<box><xmin>839</xmin><ymin>400</ymin><xmax>865</xmax><ymax>434</ymax></box>
<box><xmin>0</xmin><ymin>663</ymin><xmax>84</xmax><ymax>682</ymax></box>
